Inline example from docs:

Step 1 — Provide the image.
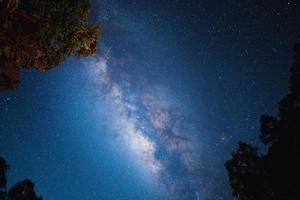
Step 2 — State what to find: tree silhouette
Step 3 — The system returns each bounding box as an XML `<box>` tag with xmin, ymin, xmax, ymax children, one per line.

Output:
<box><xmin>0</xmin><ymin>157</ymin><xmax>9</xmax><ymax>200</ymax></box>
<box><xmin>7</xmin><ymin>180</ymin><xmax>42</xmax><ymax>200</ymax></box>
<box><xmin>0</xmin><ymin>0</ymin><xmax>101</xmax><ymax>90</ymax></box>
<box><xmin>0</xmin><ymin>156</ymin><xmax>42</xmax><ymax>200</ymax></box>
<box><xmin>226</xmin><ymin>43</ymin><xmax>300</xmax><ymax>200</ymax></box>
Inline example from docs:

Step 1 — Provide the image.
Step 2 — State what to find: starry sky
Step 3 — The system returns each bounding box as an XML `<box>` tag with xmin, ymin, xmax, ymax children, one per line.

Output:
<box><xmin>1</xmin><ymin>0</ymin><xmax>300</xmax><ymax>200</ymax></box>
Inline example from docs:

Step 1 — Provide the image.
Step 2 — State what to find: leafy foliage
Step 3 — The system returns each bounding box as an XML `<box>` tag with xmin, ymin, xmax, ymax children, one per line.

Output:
<box><xmin>0</xmin><ymin>0</ymin><xmax>101</xmax><ymax>90</ymax></box>
<box><xmin>225</xmin><ymin>44</ymin><xmax>300</xmax><ymax>200</ymax></box>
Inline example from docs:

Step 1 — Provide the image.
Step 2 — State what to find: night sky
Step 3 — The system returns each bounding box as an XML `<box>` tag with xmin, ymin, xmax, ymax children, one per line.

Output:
<box><xmin>1</xmin><ymin>0</ymin><xmax>300</xmax><ymax>200</ymax></box>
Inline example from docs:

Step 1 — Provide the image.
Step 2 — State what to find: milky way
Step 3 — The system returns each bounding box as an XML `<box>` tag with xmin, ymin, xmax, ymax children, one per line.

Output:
<box><xmin>1</xmin><ymin>1</ymin><xmax>298</xmax><ymax>200</ymax></box>
<box><xmin>86</xmin><ymin>53</ymin><xmax>206</xmax><ymax>199</ymax></box>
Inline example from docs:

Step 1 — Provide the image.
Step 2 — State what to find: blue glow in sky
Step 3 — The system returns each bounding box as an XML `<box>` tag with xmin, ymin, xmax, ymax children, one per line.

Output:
<box><xmin>1</xmin><ymin>0</ymin><xmax>300</xmax><ymax>200</ymax></box>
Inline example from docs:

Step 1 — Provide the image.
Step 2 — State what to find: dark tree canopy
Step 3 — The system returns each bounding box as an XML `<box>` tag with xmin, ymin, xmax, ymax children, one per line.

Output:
<box><xmin>0</xmin><ymin>0</ymin><xmax>101</xmax><ymax>90</ymax></box>
<box><xmin>7</xmin><ymin>180</ymin><xmax>42</xmax><ymax>200</ymax></box>
<box><xmin>226</xmin><ymin>43</ymin><xmax>300</xmax><ymax>200</ymax></box>
<box><xmin>0</xmin><ymin>157</ymin><xmax>8</xmax><ymax>189</ymax></box>
<box><xmin>0</xmin><ymin>156</ymin><xmax>42</xmax><ymax>200</ymax></box>
<box><xmin>0</xmin><ymin>157</ymin><xmax>9</xmax><ymax>200</ymax></box>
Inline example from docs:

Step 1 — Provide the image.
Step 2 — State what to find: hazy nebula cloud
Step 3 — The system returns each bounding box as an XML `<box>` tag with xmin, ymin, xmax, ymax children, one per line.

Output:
<box><xmin>87</xmin><ymin>57</ymin><xmax>164</xmax><ymax>177</ymax></box>
<box><xmin>86</xmin><ymin>54</ymin><xmax>204</xmax><ymax>199</ymax></box>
